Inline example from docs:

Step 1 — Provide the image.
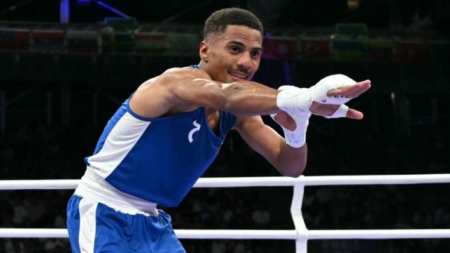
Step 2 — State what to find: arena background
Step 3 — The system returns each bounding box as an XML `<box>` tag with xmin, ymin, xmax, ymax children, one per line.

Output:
<box><xmin>0</xmin><ymin>0</ymin><xmax>449</xmax><ymax>252</ymax></box>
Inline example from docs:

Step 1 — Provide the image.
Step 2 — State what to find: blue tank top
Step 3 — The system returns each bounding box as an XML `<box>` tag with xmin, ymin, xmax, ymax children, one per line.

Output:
<box><xmin>84</xmin><ymin>98</ymin><xmax>237</xmax><ymax>207</ymax></box>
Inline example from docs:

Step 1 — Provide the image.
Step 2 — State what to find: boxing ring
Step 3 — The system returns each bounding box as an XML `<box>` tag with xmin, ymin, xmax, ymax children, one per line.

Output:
<box><xmin>1</xmin><ymin>174</ymin><xmax>450</xmax><ymax>253</ymax></box>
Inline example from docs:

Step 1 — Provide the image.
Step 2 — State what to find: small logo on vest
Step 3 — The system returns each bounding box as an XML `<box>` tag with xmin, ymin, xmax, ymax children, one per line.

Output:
<box><xmin>188</xmin><ymin>120</ymin><xmax>201</xmax><ymax>143</ymax></box>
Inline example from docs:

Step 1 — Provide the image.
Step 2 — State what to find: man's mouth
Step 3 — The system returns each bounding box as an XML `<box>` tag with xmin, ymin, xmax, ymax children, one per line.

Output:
<box><xmin>228</xmin><ymin>71</ymin><xmax>249</xmax><ymax>80</ymax></box>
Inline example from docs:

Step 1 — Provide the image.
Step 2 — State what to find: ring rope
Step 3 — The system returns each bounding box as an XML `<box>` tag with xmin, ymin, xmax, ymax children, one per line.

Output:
<box><xmin>2</xmin><ymin>174</ymin><xmax>450</xmax><ymax>253</ymax></box>
<box><xmin>1</xmin><ymin>228</ymin><xmax>450</xmax><ymax>239</ymax></box>
<box><xmin>1</xmin><ymin>174</ymin><xmax>450</xmax><ymax>190</ymax></box>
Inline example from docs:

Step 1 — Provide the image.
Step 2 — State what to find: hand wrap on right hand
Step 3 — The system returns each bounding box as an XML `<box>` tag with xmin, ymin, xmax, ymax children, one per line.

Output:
<box><xmin>309</xmin><ymin>74</ymin><xmax>356</xmax><ymax>105</ymax></box>
<box><xmin>276</xmin><ymin>74</ymin><xmax>357</xmax><ymax>119</ymax></box>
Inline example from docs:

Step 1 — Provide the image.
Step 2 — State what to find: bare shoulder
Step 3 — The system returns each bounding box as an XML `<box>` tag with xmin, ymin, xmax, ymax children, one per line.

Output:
<box><xmin>146</xmin><ymin>66</ymin><xmax>214</xmax><ymax>100</ymax></box>
<box><xmin>158</xmin><ymin>66</ymin><xmax>211</xmax><ymax>85</ymax></box>
<box><xmin>129</xmin><ymin>66</ymin><xmax>212</xmax><ymax>118</ymax></box>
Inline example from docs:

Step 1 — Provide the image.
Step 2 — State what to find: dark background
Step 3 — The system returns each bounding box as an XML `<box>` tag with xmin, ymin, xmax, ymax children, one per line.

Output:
<box><xmin>0</xmin><ymin>0</ymin><xmax>449</xmax><ymax>252</ymax></box>
<box><xmin>0</xmin><ymin>0</ymin><xmax>448</xmax><ymax>31</ymax></box>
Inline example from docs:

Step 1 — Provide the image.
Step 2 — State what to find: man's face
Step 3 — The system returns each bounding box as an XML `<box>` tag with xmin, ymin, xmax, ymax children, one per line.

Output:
<box><xmin>200</xmin><ymin>25</ymin><xmax>263</xmax><ymax>83</ymax></box>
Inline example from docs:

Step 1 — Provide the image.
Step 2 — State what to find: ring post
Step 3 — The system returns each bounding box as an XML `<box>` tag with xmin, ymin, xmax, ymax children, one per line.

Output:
<box><xmin>291</xmin><ymin>175</ymin><xmax>308</xmax><ymax>253</ymax></box>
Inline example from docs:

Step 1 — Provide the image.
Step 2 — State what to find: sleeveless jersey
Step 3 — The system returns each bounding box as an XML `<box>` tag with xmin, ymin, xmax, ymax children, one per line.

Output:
<box><xmin>84</xmin><ymin>99</ymin><xmax>237</xmax><ymax>207</ymax></box>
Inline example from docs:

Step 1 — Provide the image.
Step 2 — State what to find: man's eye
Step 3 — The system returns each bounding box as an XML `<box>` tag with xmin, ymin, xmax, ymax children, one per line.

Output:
<box><xmin>230</xmin><ymin>47</ymin><xmax>240</xmax><ymax>52</ymax></box>
<box><xmin>251</xmin><ymin>51</ymin><xmax>261</xmax><ymax>57</ymax></box>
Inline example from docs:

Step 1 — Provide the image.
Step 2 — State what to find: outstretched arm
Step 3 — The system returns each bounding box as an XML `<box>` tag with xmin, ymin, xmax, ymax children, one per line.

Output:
<box><xmin>129</xmin><ymin>67</ymin><xmax>284</xmax><ymax>118</ymax></box>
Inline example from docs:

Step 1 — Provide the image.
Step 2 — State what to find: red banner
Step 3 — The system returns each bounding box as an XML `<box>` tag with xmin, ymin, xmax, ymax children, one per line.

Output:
<box><xmin>32</xmin><ymin>30</ymin><xmax>65</xmax><ymax>53</ymax></box>
<box><xmin>0</xmin><ymin>29</ymin><xmax>30</xmax><ymax>52</ymax></box>
<box><xmin>135</xmin><ymin>32</ymin><xmax>168</xmax><ymax>54</ymax></box>
<box><xmin>66</xmin><ymin>31</ymin><xmax>99</xmax><ymax>54</ymax></box>
<box><xmin>263</xmin><ymin>37</ymin><xmax>297</xmax><ymax>60</ymax></box>
<box><xmin>395</xmin><ymin>40</ymin><xmax>429</xmax><ymax>62</ymax></box>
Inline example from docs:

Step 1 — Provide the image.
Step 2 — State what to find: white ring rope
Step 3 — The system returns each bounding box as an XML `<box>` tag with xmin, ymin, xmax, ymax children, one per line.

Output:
<box><xmin>1</xmin><ymin>174</ymin><xmax>450</xmax><ymax>190</ymax></box>
<box><xmin>1</xmin><ymin>228</ymin><xmax>450</xmax><ymax>240</ymax></box>
<box><xmin>1</xmin><ymin>174</ymin><xmax>450</xmax><ymax>253</ymax></box>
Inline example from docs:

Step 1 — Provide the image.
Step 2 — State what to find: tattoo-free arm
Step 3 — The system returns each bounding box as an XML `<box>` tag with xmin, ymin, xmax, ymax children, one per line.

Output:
<box><xmin>234</xmin><ymin>116</ymin><xmax>307</xmax><ymax>177</ymax></box>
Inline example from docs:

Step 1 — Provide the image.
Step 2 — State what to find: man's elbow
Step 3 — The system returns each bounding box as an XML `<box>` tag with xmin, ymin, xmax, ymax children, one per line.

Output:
<box><xmin>280</xmin><ymin>166</ymin><xmax>305</xmax><ymax>178</ymax></box>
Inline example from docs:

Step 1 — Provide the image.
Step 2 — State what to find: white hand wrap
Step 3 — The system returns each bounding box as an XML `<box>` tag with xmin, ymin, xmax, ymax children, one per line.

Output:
<box><xmin>276</xmin><ymin>74</ymin><xmax>356</xmax><ymax>120</ymax></box>
<box><xmin>272</xmin><ymin>86</ymin><xmax>311</xmax><ymax>148</ymax></box>
<box><xmin>309</xmin><ymin>74</ymin><xmax>356</xmax><ymax>104</ymax></box>
<box><xmin>324</xmin><ymin>104</ymin><xmax>349</xmax><ymax>119</ymax></box>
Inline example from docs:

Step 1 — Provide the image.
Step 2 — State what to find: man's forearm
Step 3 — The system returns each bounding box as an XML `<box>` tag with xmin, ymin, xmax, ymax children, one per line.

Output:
<box><xmin>274</xmin><ymin>143</ymin><xmax>307</xmax><ymax>178</ymax></box>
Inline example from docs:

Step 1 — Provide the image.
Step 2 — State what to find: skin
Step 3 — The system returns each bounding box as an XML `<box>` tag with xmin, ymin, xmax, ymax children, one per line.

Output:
<box><xmin>129</xmin><ymin>25</ymin><xmax>371</xmax><ymax>177</ymax></box>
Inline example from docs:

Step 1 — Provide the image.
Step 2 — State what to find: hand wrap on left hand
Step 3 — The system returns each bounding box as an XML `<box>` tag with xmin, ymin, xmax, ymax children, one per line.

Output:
<box><xmin>272</xmin><ymin>86</ymin><xmax>311</xmax><ymax>148</ymax></box>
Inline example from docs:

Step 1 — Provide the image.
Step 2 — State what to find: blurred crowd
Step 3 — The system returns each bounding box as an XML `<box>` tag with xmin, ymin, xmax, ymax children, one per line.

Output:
<box><xmin>0</xmin><ymin>97</ymin><xmax>449</xmax><ymax>253</ymax></box>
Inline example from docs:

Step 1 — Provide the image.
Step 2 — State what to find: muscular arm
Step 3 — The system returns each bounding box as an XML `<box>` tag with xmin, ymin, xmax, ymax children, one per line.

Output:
<box><xmin>234</xmin><ymin>116</ymin><xmax>307</xmax><ymax>177</ymax></box>
<box><xmin>129</xmin><ymin>67</ymin><xmax>282</xmax><ymax>118</ymax></box>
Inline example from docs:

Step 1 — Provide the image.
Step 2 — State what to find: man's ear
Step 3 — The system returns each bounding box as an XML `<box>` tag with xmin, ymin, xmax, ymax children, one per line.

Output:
<box><xmin>199</xmin><ymin>41</ymin><xmax>209</xmax><ymax>62</ymax></box>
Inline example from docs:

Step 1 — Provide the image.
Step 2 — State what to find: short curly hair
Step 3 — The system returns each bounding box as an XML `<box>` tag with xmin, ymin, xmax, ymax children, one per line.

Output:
<box><xmin>203</xmin><ymin>8</ymin><xmax>263</xmax><ymax>39</ymax></box>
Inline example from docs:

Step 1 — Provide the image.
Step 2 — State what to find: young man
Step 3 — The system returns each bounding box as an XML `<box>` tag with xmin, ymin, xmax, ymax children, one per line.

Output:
<box><xmin>67</xmin><ymin>7</ymin><xmax>371</xmax><ymax>253</ymax></box>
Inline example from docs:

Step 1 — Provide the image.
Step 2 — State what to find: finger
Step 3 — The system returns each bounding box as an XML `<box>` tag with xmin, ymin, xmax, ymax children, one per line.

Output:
<box><xmin>327</xmin><ymin>80</ymin><xmax>371</xmax><ymax>98</ymax></box>
<box><xmin>326</xmin><ymin>89</ymin><xmax>344</xmax><ymax>97</ymax></box>
<box><xmin>324</xmin><ymin>104</ymin><xmax>348</xmax><ymax>118</ymax></box>
<box><xmin>359</xmin><ymin>79</ymin><xmax>371</xmax><ymax>87</ymax></box>
<box><xmin>347</xmin><ymin>80</ymin><xmax>371</xmax><ymax>97</ymax></box>
<box><xmin>326</xmin><ymin>84</ymin><xmax>359</xmax><ymax>96</ymax></box>
<box><xmin>346</xmin><ymin>108</ymin><xmax>364</xmax><ymax>120</ymax></box>
<box><xmin>310</xmin><ymin>102</ymin><xmax>340</xmax><ymax>116</ymax></box>
<box><xmin>339</xmin><ymin>85</ymin><xmax>367</xmax><ymax>98</ymax></box>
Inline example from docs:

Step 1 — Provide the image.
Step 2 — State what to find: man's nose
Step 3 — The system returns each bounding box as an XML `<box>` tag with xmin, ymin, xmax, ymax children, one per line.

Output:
<box><xmin>237</xmin><ymin>52</ymin><xmax>253</xmax><ymax>70</ymax></box>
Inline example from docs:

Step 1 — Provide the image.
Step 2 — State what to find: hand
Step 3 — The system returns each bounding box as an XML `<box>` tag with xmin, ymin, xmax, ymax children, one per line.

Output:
<box><xmin>309</xmin><ymin>79</ymin><xmax>371</xmax><ymax>119</ymax></box>
<box><xmin>272</xmin><ymin>107</ymin><xmax>309</xmax><ymax>148</ymax></box>
<box><xmin>273</xmin><ymin>111</ymin><xmax>297</xmax><ymax>131</ymax></box>
<box><xmin>275</xmin><ymin>76</ymin><xmax>371</xmax><ymax>122</ymax></box>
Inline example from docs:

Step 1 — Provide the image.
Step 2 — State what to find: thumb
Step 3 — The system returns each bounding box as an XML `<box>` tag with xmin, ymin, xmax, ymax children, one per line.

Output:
<box><xmin>273</xmin><ymin>111</ymin><xmax>297</xmax><ymax>131</ymax></box>
<box><xmin>346</xmin><ymin>108</ymin><xmax>364</xmax><ymax>120</ymax></box>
